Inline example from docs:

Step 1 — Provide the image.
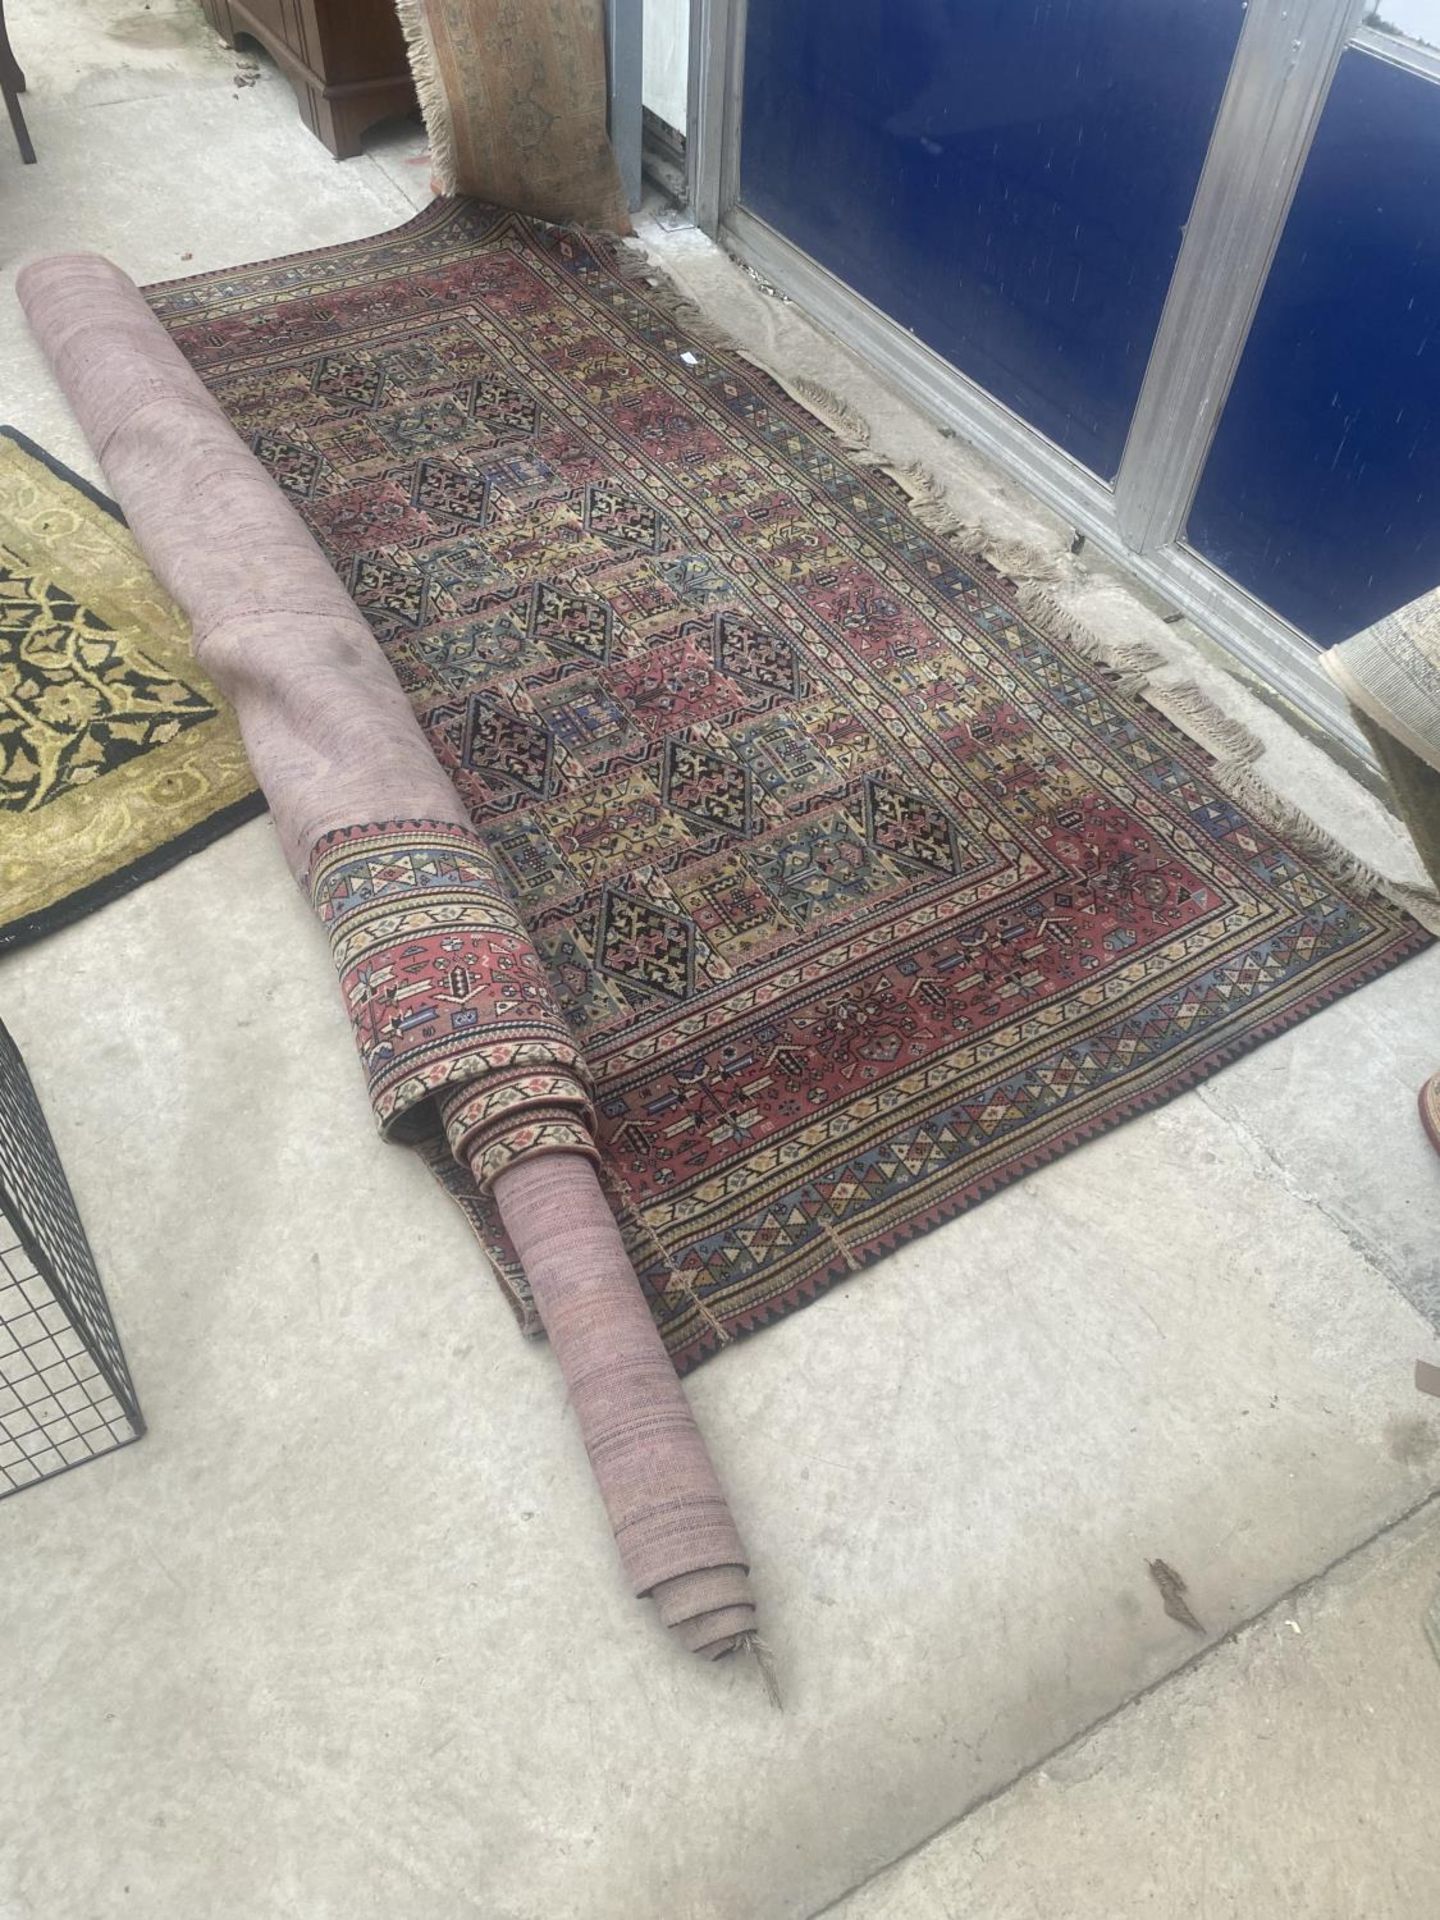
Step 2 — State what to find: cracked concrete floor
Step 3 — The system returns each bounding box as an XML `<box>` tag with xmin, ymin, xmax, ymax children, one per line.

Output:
<box><xmin>2</xmin><ymin>5</ymin><xmax>1439</xmax><ymax>1916</ymax></box>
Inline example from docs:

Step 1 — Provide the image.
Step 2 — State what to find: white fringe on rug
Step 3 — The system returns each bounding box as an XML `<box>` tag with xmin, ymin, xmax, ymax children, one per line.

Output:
<box><xmin>393</xmin><ymin>0</ymin><xmax>459</xmax><ymax>195</ymax></box>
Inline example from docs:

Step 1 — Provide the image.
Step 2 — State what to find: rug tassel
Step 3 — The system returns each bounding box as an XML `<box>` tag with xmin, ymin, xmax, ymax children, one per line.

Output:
<box><xmin>733</xmin><ymin>1631</ymin><xmax>783</xmax><ymax>1710</ymax></box>
<box><xmin>786</xmin><ymin>376</ymin><xmax>873</xmax><ymax>453</ymax></box>
<box><xmin>1385</xmin><ymin>878</ymin><xmax>1440</xmax><ymax>933</ymax></box>
<box><xmin>896</xmin><ymin>475</ymin><xmax>1059</xmax><ymax>585</ymax></box>
<box><xmin>623</xmin><ymin>1191</ymin><xmax>734</xmax><ymax>1344</ymax></box>
<box><xmin>1209</xmin><ymin>761</ymin><xmax>1440</xmax><ymax>935</ymax></box>
<box><xmin>1010</xmin><ymin>582</ymin><xmax>1169</xmax><ymax>684</ymax></box>
<box><xmin>1142</xmin><ymin>678</ymin><xmax>1267</xmax><ymax>767</ymax></box>
<box><xmin>610</xmin><ymin>234</ymin><xmax>1440</xmax><ymax>941</ymax></box>
<box><xmin>393</xmin><ymin>0</ymin><xmax>458</xmax><ymax>195</ymax></box>
<box><xmin>612</xmin><ymin>242</ymin><xmax>739</xmax><ymax>354</ymax></box>
<box><xmin>666</xmin><ymin>1272</ymin><xmax>733</xmax><ymax>1346</ymax></box>
<box><xmin>818</xmin><ymin>1216</ymin><xmax>863</xmax><ymax>1275</ymax></box>
<box><xmin>613</xmin><ymin>236</ymin><xmax>658</xmax><ymax>283</ymax></box>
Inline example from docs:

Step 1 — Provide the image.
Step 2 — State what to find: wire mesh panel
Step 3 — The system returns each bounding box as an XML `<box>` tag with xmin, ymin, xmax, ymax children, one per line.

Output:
<box><xmin>0</xmin><ymin>1020</ymin><xmax>143</xmax><ymax>1494</ymax></box>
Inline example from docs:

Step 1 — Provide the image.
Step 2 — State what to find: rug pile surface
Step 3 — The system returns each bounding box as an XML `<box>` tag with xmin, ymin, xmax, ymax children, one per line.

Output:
<box><xmin>0</xmin><ymin>428</ymin><xmax>259</xmax><ymax>948</ymax></box>
<box><xmin>144</xmin><ymin>200</ymin><xmax>1428</xmax><ymax>1367</ymax></box>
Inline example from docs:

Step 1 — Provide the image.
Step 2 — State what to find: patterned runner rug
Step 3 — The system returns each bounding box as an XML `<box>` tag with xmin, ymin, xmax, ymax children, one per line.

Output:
<box><xmin>146</xmin><ymin>201</ymin><xmax>1429</xmax><ymax>1369</ymax></box>
<box><xmin>0</xmin><ymin>429</ymin><xmax>261</xmax><ymax>949</ymax></box>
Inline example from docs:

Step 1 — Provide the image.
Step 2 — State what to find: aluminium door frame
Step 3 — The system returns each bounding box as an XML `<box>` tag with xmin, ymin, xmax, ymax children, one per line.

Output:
<box><xmin>606</xmin><ymin>0</ymin><xmax>645</xmax><ymax>211</ymax></box>
<box><xmin>1353</xmin><ymin>19</ymin><xmax>1440</xmax><ymax>84</ymax></box>
<box><xmin>687</xmin><ymin>0</ymin><xmax>1378</xmax><ymax>754</ymax></box>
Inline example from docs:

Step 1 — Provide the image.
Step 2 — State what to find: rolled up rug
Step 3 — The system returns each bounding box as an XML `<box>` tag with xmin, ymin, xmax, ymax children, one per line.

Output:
<box><xmin>1421</xmin><ymin>1070</ymin><xmax>1440</xmax><ymax>1160</ymax></box>
<box><xmin>394</xmin><ymin>0</ymin><xmax>629</xmax><ymax>233</ymax></box>
<box><xmin>1324</xmin><ymin>594</ymin><xmax>1440</xmax><ymax>1163</ymax></box>
<box><xmin>17</xmin><ymin>251</ymin><xmax>758</xmax><ymax>1667</ymax></box>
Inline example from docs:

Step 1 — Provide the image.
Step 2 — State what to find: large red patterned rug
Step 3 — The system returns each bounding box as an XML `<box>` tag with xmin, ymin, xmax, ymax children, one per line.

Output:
<box><xmin>147</xmin><ymin>200</ymin><xmax>1429</xmax><ymax>1370</ymax></box>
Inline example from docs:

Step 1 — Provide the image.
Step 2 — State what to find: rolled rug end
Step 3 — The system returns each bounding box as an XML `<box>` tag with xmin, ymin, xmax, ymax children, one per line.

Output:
<box><xmin>651</xmin><ymin>1561</ymin><xmax>757</xmax><ymax>1661</ymax></box>
<box><xmin>489</xmin><ymin>1150</ymin><xmax>764</xmax><ymax>1669</ymax></box>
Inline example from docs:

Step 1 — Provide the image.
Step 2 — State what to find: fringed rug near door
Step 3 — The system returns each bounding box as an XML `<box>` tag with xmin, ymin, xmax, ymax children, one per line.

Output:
<box><xmin>145</xmin><ymin>200</ymin><xmax>1431</xmax><ymax>1369</ymax></box>
<box><xmin>0</xmin><ymin>429</ymin><xmax>261</xmax><ymax>949</ymax></box>
<box><xmin>394</xmin><ymin>0</ymin><xmax>628</xmax><ymax>231</ymax></box>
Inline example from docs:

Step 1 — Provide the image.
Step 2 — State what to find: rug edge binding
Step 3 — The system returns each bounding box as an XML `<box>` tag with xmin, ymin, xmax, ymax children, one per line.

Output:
<box><xmin>611</xmin><ymin>236</ymin><xmax>1440</xmax><ymax>941</ymax></box>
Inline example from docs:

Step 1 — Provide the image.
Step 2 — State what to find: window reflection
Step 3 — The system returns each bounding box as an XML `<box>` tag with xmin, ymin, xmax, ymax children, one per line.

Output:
<box><xmin>1363</xmin><ymin>2</ymin><xmax>1440</xmax><ymax>56</ymax></box>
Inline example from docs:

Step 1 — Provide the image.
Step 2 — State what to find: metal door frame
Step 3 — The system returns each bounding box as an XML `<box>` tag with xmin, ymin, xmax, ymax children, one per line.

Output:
<box><xmin>606</xmin><ymin>0</ymin><xmax>645</xmax><ymax>210</ymax></box>
<box><xmin>683</xmin><ymin>0</ymin><xmax>1432</xmax><ymax>753</ymax></box>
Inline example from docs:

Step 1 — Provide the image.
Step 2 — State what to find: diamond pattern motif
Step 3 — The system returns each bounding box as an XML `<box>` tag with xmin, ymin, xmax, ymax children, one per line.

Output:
<box><xmin>528</xmin><ymin>581</ymin><xmax>613</xmax><ymax>661</ymax></box>
<box><xmin>598</xmin><ymin>891</ymin><xmax>696</xmax><ymax>998</ymax></box>
<box><xmin>583</xmin><ymin>484</ymin><xmax>667</xmax><ymax>551</ymax></box>
<box><xmin>461</xmin><ymin>698</ymin><xmax>554</xmax><ymax>795</ymax></box>
<box><xmin>412</xmin><ymin>459</ymin><xmax>491</xmax><ymax>527</ymax></box>
<box><xmin>312</xmin><ymin>352</ymin><xmax>384</xmax><ymax>411</ymax></box>
<box><xmin>471</xmin><ymin>374</ymin><xmax>538</xmax><ymax>439</ymax></box>
<box><xmin>349</xmin><ymin>554</ymin><xmax>426</xmax><ymax>628</ymax></box>
<box><xmin>715</xmin><ymin>612</ymin><xmax>799</xmax><ymax>694</ymax></box>
<box><xmin>377</xmin><ymin>398</ymin><xmax>473</xmax><ymax>459</ymax></box>
<box><xmin>663</xmin><ymin>738</ymin><xmax>753</xmax><ymax>835</ymax></box>
<box><xmin>250</xmin><ymin>433</ymin><xmax>321</xmax><ymax>500</ymax></box>
<box><xmin>864</xmin><ymin>778</ymin><xmax>960</xmax><ymax>874</ymax></box>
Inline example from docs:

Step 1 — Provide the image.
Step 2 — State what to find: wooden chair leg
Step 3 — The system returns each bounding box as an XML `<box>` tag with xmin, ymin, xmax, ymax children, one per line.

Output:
<box><xmin>2</xmin><ymin>69</ymin><xmax>34</xmax><ymax>164</ymax></box>
<box><xmin>0</xmin><ymin>0</ymin><xmax>33</xmax><ymax>163</ymax></box>
<box><xmin>0</xmin><ymin>0</ymin><xmax>25</xmax><ymax>93</ymax></box>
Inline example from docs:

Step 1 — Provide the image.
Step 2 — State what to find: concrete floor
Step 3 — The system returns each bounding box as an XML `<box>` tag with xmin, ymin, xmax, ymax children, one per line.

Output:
<box><xmin>2</xmin><ymin>7</ymin><xmax>1439</xmax><ymax>1916</ymax></box>
<box><xmin>833</xmin><ymin>1503</ymin><xmax>1440</xmax><ymax>1920</ymax></box>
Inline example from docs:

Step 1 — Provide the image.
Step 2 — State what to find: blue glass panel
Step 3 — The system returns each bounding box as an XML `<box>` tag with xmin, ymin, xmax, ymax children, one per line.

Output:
<box><xmin>1188</xmin><ymin>51</ymin><xmax>1440</xmax><ymax>647</ymax></box>
<box><xmin>740</xmin><ymin>0</ymin><xmax>1245</xmax><ymax>480</ymax></box>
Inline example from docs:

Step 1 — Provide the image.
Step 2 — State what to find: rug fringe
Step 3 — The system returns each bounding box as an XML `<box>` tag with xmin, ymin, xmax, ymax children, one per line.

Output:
<box><xmin>612</xmin><ymin>233</ymin><xmax>1440</xmax><ymax>941</ymax></box>
<box><xmin>896</xmin><ymin>474</ymin><xmax>1060</xmax><ymax>586</ymax></box>
<box><xmin>666</xmin><ymin>1272</ymin><xmax>733</xmax><ymax>1346</ymax></box>
<box><xmin>786</xmin><ymin>376</ymin><xmax>873</xmax><ymax>453</ymax></box>
<box><xmin>618</xmin><ymin>1167</ymin><xmax>735</xmax><ymax>1345</ymax></box>
<box><xmin>1211</xmin><ymin>762</ymin><xmax>1440</xmax><ymax>935</ymax></box>
<box><xmin>1140</xmin><ymin>676</ymin><xmax>1267</xmax><ymax>767</ymax></box>
<box><xmin>393</xmin><ymin>0</ymin><xmax>459</xmax><ymax>195</ymax></box>
<box><xmin>1011</xmin><ymin>581</ymin><xmax>1170</xmax><ymax>689</ymax></box>
<box><xmin>614</xmin><ymin>239</ymin><xmax>740</xmax><ymax>357</ymax></box>
<box><xmin>732</xmin><ymin>1631</ymin><xmax>783</xmax><ymax>1709</ymax></box>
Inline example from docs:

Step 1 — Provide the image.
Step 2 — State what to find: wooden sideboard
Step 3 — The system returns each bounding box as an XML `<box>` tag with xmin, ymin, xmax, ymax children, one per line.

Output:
<box><xmin>200</xmin><ymin>0</ymin><xmax>415</xmax><ymax>160</ymax></box>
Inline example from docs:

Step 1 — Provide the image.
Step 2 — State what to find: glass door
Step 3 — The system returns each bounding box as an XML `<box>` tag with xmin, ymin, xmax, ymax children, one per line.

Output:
<box><xmin>691</xmin><ymin>0</ymin><xmax>1439</xmax><ymax>746</ymax></box>
<box><xmin>739</xmin><ymin>0</ymin><xmax>1247</xmax><ymax>482</ymax></box>
<box><xmin>1185</xmin><ymin>32</ymin><xmax>1440</xmax><ymax>646</ymax></box>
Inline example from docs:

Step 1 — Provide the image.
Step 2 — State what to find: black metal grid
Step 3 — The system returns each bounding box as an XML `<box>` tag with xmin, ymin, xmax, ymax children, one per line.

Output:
<box><xmin>0</xmin><ymin>1021</ymin><xmax>142</xmax><ymax>1495</ymax></box>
